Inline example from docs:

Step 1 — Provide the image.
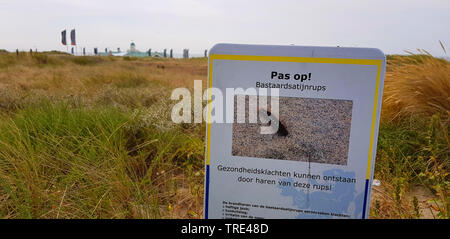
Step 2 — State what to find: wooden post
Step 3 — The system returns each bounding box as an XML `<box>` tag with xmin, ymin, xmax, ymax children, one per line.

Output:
<box><xmin>183</xmin><ymin>49</ymin><xmax>189</xmax><ymax>59</ymax></box>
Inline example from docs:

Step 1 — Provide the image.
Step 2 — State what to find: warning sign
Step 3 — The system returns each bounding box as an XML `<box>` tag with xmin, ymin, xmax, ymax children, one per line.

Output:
<box><xmin>204</xmin><ymin>44</ymin><xmax>386</xmax><ymax>219</ymax></box>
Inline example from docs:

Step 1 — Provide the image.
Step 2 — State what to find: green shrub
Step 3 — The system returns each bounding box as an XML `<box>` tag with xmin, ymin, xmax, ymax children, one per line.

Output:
<box><xmin>123</xmin><ymin>56</ymin><xmax>138</xmax><ymax>61</ymax></box>
<box><xmin>0</xmin><ymin>53</ymin><xmax>16</xmax><ymax>68</ymax></box>
<box><xmin>70</xmin><ymin>56</ymin><xmax>105</xmax><ymax>66</ymax></box>
<box><xmin>113</xmin><ymin>73</ymin><xmax>148</xmax><ymax>88</ymax></box>
<box><xmin>32</xmin><ymin>53</ymin><xmax>49</xmax><ymax>64</ymax></box>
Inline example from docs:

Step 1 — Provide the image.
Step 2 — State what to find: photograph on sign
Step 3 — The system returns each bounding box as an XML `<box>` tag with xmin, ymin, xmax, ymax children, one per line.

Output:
<box><xmin>232</xmin><ymin>95</ymin><xmax>353</xmax><ymax>165</ymax></box>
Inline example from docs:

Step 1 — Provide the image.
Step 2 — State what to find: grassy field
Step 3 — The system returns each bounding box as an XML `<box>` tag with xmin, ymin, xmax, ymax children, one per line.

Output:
<box><xmin>0</xmin><ymin>51</ymin><xmax>448</xmax><ymax>218</ymax></box>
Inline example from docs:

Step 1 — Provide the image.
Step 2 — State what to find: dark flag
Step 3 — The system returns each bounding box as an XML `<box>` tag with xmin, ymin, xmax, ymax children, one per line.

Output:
<box><xmin>61</xmin><ymin>30</ymin><xmax>67</xmax><ymax>45</ymax></box>
<box><xmin>70</xmin><ymin>29</ymin><xmax>76</xmax><ymax>45</ymax></box>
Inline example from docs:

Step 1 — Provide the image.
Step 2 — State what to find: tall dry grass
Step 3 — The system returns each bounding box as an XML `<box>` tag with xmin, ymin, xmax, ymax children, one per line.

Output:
<box><xmin>0</xmin><ymin>51</ymin><xmax>448</xmax><ymax>218</ymax></box>
<box><xmin>374</xmin><ymin>49</ymin><xmax>449</xmax><ymax>219</ymax></box>
<box><xmin>0</xmin><ymin>52</ymin><xmax>207</xmax><ymax>218</ymax></box>
<box><xmin>0</xmin><ymin>53</ymin><xmax>206</xmax><ymax>112</ymax></box>
<box><xmin>383</xmin><ymin>50</ymin><xmax>450</xmax><ymax>121</ymax></box>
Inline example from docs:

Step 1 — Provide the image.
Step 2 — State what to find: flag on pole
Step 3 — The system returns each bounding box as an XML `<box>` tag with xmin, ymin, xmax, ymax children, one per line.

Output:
<box><xmin>70</xmin><ymin>29</ymin><xmax>76</xmax><ymax>45</ymax></box>
<box><xmin>61</xmin><ymin>30</ymin><xmax>67</xmax><ymax>45</ymax></box>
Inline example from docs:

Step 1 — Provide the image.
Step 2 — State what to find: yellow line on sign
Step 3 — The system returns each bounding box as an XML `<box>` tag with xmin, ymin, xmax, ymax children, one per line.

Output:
<box><xmin>366</xmin><ymin>62</ymin><xmax>382</xmax><ymax>179</ymax></box>
<box><xmin>210</xmin><ymin>54</ymin><xmax>381</xmax><ymax>65</ymax></box>
<box><xmin>206</xmin><ymin>57</ymin><xmax>213</xmax><ymax>165</ymax></box>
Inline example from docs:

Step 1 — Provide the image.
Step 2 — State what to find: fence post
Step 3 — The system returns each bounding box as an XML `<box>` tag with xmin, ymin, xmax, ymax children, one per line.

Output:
<box><xmin>183</xmin><ymin>49</ymin><xmax>189</xmax><ymax>59</ymax></box>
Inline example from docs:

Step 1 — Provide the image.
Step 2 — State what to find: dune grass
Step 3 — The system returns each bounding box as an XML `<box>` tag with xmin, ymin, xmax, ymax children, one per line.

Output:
<box><xmin>383</xmin><ymin>52</ymin><xmax>450</xmax><ymax>120</ymax></box>
<box><xmin>0</xmin><ymin>101</ymin><xmax>204</xmax><ymax>218</ymax></box>
<box><xmin>372</xmin><ymin>50</ymin><xmax>449</xmax><ymax>219</ymax></box>
<box><xmin>372</xmin><ymin>114</ymin><xmax>448</xmax><ymax>218</ymax></box>
<box><xmin>0</xmin><ymin>51</ymin><xmax>448</xmax><ymax>218</ymax></box>
<box><xmin>0</xmin><ymin>52</ymin><xmax>206</xmax><ymax>218</ymax></box>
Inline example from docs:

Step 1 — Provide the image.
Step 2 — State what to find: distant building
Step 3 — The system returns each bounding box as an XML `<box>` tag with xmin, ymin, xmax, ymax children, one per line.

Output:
<box><xmin>98</xmin><ymin>42</ymin><xmax>165</xmax><ymax>57</ymax></box>
<box><xmin>121</xmin><ymin>42</ymin><xmax>146</xmax><ymax>57</ymax></box>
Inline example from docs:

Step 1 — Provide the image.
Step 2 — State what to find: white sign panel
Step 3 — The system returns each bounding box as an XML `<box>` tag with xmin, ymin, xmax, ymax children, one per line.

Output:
<box><xmin>204</xmin><ymin>44</ymin><xmax>386</xmax><ymax>219</ymax></box>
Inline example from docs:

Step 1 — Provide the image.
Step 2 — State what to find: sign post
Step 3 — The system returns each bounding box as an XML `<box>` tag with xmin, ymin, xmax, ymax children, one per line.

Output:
<box><xmin>204</xmin><ymin>44</ymin><xmax>386</xmax><ymax>219</ymax></box>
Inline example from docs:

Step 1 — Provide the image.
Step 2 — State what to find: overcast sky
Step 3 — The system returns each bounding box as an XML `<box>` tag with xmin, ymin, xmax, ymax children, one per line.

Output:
<box><xmin>0</xmin><ymin>0</ymin><xmax>449</xmax><ymax>55</ymax></box>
